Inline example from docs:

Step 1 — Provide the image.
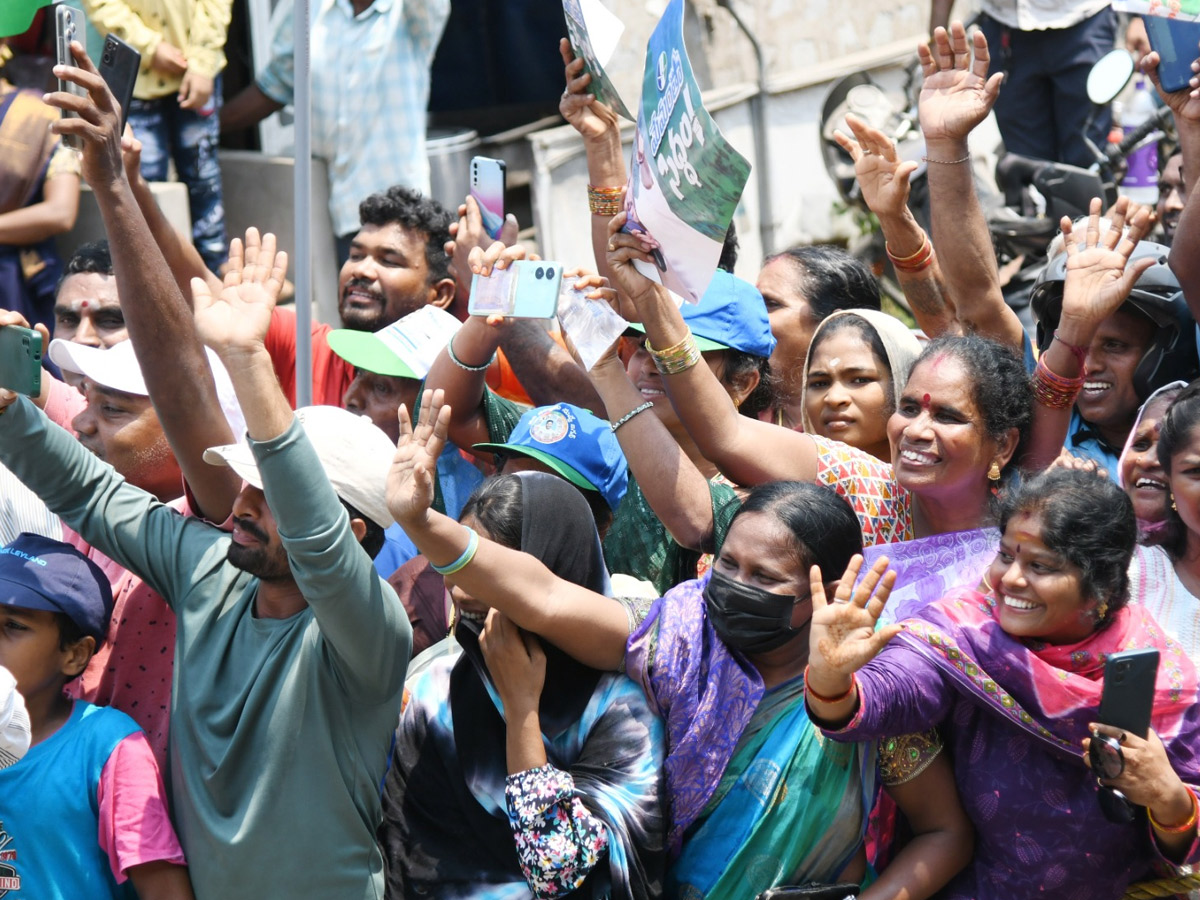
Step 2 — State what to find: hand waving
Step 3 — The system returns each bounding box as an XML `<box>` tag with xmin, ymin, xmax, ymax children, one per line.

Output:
<box><xmin>917</xmin><ymin>23</ymin><xmax>1004</xmax><ymax>146</ymax></box>
<box><xmin>1059</xmin><ymin>196</ymin><xmax>1156</xmax><ymax>331</ymax></box>
<box><xmin>808</xmin><ymin>555</ymin><xmax>901</xmax><ymax>685</ymax></box>
<box><xmin>386</xmin><ymin>388</ymin><xmax>451</xmax><ymax>529</ymax></box>
<box><xmin>833</xmin><ymin>113</ymin><xmax>918</xmax><ymax>222</ymax></box>
<box><xmin>191</xmin><ymin>229</ymin><xmax>288</xmax><ymax>359</ymax></box>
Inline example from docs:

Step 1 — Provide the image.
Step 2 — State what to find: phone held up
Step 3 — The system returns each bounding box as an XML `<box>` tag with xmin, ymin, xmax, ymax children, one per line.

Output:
<box><xmin>468</xmin><ymin>261</ymin><xmax>563</xmax><ymax>319</ymax></box>
<box><xmin>99</xmin><ymin>34</ymin><xmax>141</xmax><ymax>135</ymax></box>
<box><xmin>1097</xmin><ymin>647</ymin><xmax>1159</xmax><ymax>740</ymax></box>
<box><xmin>470</xmin><ymin>156</ymin><xmax>507</xmax><ymax>241</ymax></box>
<box><xmin>1143</xmin><ymin>15</ymin><xmax>1200</xmax><ymax>94</ymax></box>
<box><xmin>0</xmin><ymin>325</ymin><xmax>44</xmax><ymax>398</ymax></box>
<box><xmin>55</xmin><ymin>4</ymin><xmax>87</xmax><ymax>151</ymax></box>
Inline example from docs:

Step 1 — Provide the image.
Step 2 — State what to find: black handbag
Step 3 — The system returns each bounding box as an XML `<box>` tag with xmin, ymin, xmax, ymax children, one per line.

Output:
<box><xmin>755</xmin><ymin>885</ymin><xmax>859</xmax><ymax>900</ymax></box>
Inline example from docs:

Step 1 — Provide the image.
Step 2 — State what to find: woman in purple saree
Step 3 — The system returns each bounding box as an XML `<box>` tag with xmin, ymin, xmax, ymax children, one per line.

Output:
<box><xmin>807</xmin><ymin>468</ymin><xmax>1200</xmax><ymax>900</ymax></box>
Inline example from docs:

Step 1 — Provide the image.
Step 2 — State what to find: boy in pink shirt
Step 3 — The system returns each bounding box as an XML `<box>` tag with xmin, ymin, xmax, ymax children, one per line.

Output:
<box><xmin>0</xmin><ymin>534</ymin><xmax>191</xmax><ymax>900</ymax></box>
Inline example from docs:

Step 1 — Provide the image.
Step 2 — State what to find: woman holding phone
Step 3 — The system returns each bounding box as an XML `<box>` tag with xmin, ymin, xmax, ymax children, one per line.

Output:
<box><xmin>386</xmin><ymin>393</ymin><xmax>974</xmax><ymax>900</ymax></box>
<box><xmin>806</xmin><ymin>467</ymin><xmax>1200</xmax><ymax>899</ymax></box>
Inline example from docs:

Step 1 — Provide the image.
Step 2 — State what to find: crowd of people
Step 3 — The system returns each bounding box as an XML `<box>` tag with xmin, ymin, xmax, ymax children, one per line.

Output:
<box><xmin>9</xmin><ymin>8</ymin><xmax>1200</xmax><ymax>900</ymax></box>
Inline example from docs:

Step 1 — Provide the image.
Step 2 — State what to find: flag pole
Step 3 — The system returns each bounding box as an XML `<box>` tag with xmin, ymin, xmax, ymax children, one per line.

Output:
<box><xmin>293</xmin><ymin>0</ymin><xmax>313</xmax><ymax>408</ymax></box>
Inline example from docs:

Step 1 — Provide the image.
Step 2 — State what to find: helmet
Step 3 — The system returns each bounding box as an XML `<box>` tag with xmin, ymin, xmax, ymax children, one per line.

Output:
<box><xmin>1029</xmin><ymin>239</ymin><xmax>1198</xmax><ymax>402</ymax></box>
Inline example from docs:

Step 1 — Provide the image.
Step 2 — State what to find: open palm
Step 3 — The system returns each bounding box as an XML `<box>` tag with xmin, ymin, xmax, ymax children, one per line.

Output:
<box><xmin>386</xmin><ymin>389</ymin><xmax>451</xmax><ymax>528</ymax></box>
<box><xmin>918</xmin><ymin>24</ymin><xmax>1003</xmax><ymax>145</ymax></box>
<box><xmin>191</xmin><ymin>230</ymin><xmax>287</xmax><ymax>357</ymax></box>
<box><xmin>808</xmin><ymin>555</ymin><xmax>901</xmax><ymax>680</ymax></box>
<box><xmin>1060</xmin><ymin>197</ymin><xmax>1156</xmax><ymax>326</ymax></box>
<box><xmin>834</xmin><ymin>114</ymin><xmax>917</xmax><ymax>221</ymax></box>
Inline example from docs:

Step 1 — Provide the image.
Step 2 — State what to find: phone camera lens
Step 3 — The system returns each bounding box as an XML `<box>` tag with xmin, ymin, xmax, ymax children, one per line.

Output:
<box><xmin>103</xmin><ymin>53</ymin><xmax>112</xmax><ymax>64</ymax></box>
<box><xmin>535</xmin><ymin>267</ymin><xmax>545</xmax><ymax>279</ymax></box>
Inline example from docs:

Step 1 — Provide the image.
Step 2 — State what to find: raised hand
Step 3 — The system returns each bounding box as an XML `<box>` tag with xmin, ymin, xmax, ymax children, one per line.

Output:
<box><xmin>386</xmin><ymin>388</ymin><xmax>451</xmax><ymax>529</ymax></box>
<box><xmin>0</xmin><ymin>309</ymin><xmax>49</xmax><ymax>415</ymax></box>
<box><xmin>190</xmin><ymin>229</ymin><xmax>288</xmax><ymax>359</ymax></box>
<box><xmin>45</xmin><ymin>41</ymin><xmax>124</xmax><ymax>191</ymax></box>
<box><xmin>833</xmin><ymin>113</ymin><xmax>919</xmax><ymax>222</ymax></box>
<box><xmin>808</xmin><ymin>555</ymin><xmax>901</xmax><ymax>690</ymax></box>
<box><xmin>917</xmin><ymin>23</ymin><xmax>1003</xmax><ymax>147</ymax></box>
<box><xmin>1059</xmin><ymin>196</ymin><xmax>1156</xmax><ymax>331</ymax></box>
<box><xmin>478</xmin><ymin>610</ymin><xmax>547</xmax><ymax>715</ymax></box>
<box><xmin>560</xmin><ymin>38</ymin><xmax>620</xmax><ymax>143</ymax></box>
<box><xmin>1142</xmin><ymin>44</ymin><xmax>1200</xmax><ymax>122</ymax></box>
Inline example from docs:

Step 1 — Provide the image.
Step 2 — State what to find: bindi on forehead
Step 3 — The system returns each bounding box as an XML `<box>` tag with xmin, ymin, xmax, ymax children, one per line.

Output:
<box><xmin>921</xmin><ymin>393</ymin><xmax>931</xmax><ymax>411</ymax></box>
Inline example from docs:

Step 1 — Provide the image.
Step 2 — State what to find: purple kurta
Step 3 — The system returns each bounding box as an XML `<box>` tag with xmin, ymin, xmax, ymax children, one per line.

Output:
<box><xmin>829</xmin><ymin>632</ymin><xmax>1200</xmax><ymax>899</ymax></box>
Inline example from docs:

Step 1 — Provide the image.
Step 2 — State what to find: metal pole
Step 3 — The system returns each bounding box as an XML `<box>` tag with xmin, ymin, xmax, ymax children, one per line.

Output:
<box><xmin>293</xmin><ymin>0</ymin><xmax>313</xmax><ymax>408</ymax></box>
<box><xmin>715</xmin><ymin>0</ymin><xmax>774</xmax><ymax>255</ymax></box>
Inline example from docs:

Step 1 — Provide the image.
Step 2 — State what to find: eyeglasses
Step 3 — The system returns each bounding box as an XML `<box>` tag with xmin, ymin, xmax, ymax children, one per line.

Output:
<box><xmin>1089</xmin><ymin>733</ymin><xmax>1137</xmax><ymax>824</ymax></box>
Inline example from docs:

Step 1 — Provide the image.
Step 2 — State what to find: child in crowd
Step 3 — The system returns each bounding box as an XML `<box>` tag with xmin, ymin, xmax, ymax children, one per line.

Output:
<box><xmin>0</xmin><ymin>533</ymin><xmax>193</xmax><ymax>900</ymax></box>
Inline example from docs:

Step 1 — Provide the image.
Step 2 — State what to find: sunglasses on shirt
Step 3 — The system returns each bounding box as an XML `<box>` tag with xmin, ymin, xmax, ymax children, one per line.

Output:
<box><xmin>1089</xmin><ymin>732</ymin><xmax>1137</xmax><ymax>824</ymax></box>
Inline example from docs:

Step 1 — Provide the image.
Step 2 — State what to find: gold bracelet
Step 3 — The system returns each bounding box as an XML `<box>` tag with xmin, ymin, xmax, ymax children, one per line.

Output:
<box><xmin>1149</xmin><ymin>787</ymin><xmax>1199</xmax><ymax>834</ymax></box>
<box><xmin>588</xmin><ymin>184</ymin><xmax>626</xmax><ymax>216</ymax></box>
<box><xmin>647</xmin><ymin>332</ymin><xmax>701</xmax><ymax>375</ymax></box>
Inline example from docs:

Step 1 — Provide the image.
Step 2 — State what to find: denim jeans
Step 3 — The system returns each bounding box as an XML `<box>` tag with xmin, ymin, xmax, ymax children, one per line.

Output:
<box><xmin>128</xmin><ymin>78</ymin><xmax>228</xmax><ymax>273</ymax></box>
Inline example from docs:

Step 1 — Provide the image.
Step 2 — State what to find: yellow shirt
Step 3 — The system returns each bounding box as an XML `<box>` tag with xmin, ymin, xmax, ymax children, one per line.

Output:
<box><xmin>81</xmin><ymin>0</ymin><xmax>232</xmax><ymax>100</ymax></box>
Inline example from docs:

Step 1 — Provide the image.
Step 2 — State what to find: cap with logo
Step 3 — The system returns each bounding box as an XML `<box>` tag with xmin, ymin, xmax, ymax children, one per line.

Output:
<box><xmin>326</xmin><ymin>305</ymin><xmax>462</xmax><ymax>380</ymax></box>
<box><xmin>49</xmin><ymin>338</ymin><xmax>247</xmax><ymax>439</ymax></box>
<box><xmin>474</xmin><ymin>403</ymin><xmax>629</xmax><ymax>513</ymax></box>
<box><xmin>0</xmin><ymin>533</ymin><xmax>114</xmax><ymax>644</ymax></box>
<box><xmin>628</xmin><ymin>270</ymin><xmax>776</xmax><ymax>357</ymax></box>
<box><xmin>203</xmin><ymin>405</ymin><xmax>397</xmax><ymax>529</ymax></box>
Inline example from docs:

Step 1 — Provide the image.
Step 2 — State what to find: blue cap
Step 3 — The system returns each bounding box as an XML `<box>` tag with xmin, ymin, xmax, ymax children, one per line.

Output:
<box><xmin>474</xmin><ymin>403</ymin><xmax>629</xmax><ymax>513</ymax></box>
<box><xmin>629</xmin><ymin>270</ymin><xmax>776</xmax><ymax>357</ymax></box>
<box><xmin>0</xmin><ymin>534</ymin><xmax>113</xmax><ymax>643</ymax></box>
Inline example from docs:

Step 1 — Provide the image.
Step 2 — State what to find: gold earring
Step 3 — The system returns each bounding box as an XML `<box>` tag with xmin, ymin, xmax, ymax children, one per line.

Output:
<box><xmin>1172</xmin><ymin>495</ymin><xmax>1178</xmax><ymax>511</ymax></box>
<box><xmin>987</xmin><ymin>461</ymin><xmax>1002</xmax><ymax>484</ymax></box>
<box><xmin>1096</xmin><ymin>600</ymin><xmax>1109</xmax><ymax>622</ymax></box>
<box><xmin>981</xmin><ymin>572</ymin><xmax>996</xmax><ymax>596</ymax></box>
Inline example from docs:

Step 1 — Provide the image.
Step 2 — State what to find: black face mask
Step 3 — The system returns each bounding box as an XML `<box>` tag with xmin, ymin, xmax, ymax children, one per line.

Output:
<box><xmin>703</xmin><ymin>569</ymin><xmax>807</xmax><ymax>655</ymax></box>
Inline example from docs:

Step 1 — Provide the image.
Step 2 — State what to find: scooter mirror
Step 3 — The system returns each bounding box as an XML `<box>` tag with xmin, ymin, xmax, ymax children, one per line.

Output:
<box><xmin>1087</xmin><ymin>49</ymin><xmax>1135</xmax><ymax>105</ymax></box>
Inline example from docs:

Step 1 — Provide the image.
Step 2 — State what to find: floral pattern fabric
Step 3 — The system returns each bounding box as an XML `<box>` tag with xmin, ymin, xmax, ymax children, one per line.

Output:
<box><xmin>505</xmin><ymin>765</ymin><xmax>610</xmax><ymax>899</ymax></box>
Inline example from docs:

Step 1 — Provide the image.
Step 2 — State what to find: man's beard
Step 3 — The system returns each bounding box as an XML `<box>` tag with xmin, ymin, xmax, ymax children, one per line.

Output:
<box><xmin>337</xmin><ymin>303</ymin><xmax>389</xmax><ymax>332</ymax></box>
<box><xmin>227</xmin><ymin>542</ymin><xmax>293</xmax><ymax>581</ymax></box>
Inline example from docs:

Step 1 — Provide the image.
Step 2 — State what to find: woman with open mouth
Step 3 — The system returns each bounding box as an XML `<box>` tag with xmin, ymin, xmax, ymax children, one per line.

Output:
<box><xmin>1127</xmin><ymin>382</ymin><xmax>1200</xmax><ymax>662</ymax></box>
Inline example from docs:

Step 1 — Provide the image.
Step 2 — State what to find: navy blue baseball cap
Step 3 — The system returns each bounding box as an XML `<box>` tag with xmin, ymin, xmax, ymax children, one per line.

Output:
<box><xmin>0</xmin><ymin>534</ymin><xmax>113</xmax><ymax>643</ymax></box>
<box><xmin>628</xmin><ymin>270</ymin><xmax>776</xmax><ymax>358</ymax></box>
<box><xmin>474</xmin><ymin>403</ymin><xmax>629</xmax><ymax>513</ymax></box>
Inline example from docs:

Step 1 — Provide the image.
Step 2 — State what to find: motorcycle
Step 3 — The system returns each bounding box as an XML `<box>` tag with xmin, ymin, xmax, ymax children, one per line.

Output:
<box><xmin>819</xmin><ymin>48</ymin><xmax>1173</xmax><ymax>327</ymax></box>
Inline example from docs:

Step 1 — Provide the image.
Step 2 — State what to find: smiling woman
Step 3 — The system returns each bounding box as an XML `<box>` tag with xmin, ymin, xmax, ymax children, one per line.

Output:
<box><xmin>806</xmin><ymin>468</ymin><xmax>1200</xmax><ymax>900</ymax></box>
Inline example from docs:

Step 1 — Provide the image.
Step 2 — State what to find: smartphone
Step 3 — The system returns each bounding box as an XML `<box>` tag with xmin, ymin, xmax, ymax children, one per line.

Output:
<box><xmin>467</xmin><ymin>261</ymin><xmax>563</xmax><ymax>319</ymax></box>
<box><xmin>0</xmin><ymin>326</ymin><xmax>44</xmax><ymax>398</ymax></box>
<box><xmin>470</xmin><ymin>156</ymin><xmax>507</xmax><ymax>241</ymax></box>
<box><xmin>1144</xmin><ymin>16</ymin><xmax>1200</xmax><ymax>93</ymax></box>
<box><xmin>55</xmin><ymin>5</ymin><xmax>86</xmax><ymax>151</ymax></box>
<box><xmin>1097</xmin><ymin>648</ymin><xmax>1160</xmax><ymax>739</ymax></box>
<box><xmin>99</xmin><ymin>34</ymin><xmax>141</xmax><ymax>135</ymax></box>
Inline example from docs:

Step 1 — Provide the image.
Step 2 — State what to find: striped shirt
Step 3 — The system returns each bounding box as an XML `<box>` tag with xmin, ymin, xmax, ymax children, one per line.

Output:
<box><xmin>256</xmin><ymin>0</ymin><xmax>450</xmax><ymax>236</ymax></box>
<box><xmin>0</xmin><ymin>461</ymin><xmax>62</xmax><ymax>546</ymax></box>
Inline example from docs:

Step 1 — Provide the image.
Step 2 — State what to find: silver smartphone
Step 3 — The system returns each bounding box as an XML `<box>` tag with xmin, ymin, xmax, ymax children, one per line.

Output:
<box><xmin>55</xmin><ymin>5</ymin><xmax>86</xmax><ymax>151</ymax></box>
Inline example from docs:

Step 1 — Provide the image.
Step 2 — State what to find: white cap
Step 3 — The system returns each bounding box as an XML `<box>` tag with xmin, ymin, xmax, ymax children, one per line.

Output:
<box><xmin>203</xmin><ymin>405</ymin><xmax>396</xmax><ymax>529</ymax></box>
<box><xmin>49</xmin><ymin>339</ymin><xmax>247</xmax><ymax>440</ymax></box>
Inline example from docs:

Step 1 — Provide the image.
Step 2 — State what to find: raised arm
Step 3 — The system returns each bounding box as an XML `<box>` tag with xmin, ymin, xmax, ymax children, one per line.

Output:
<box><xmin>919</xmin><ymin>24</ymin><xmax>1026</xmax><ymax>351</ymax></box>
<box><xmin>572</xmin><ymin>280</ymin><xmax>720</xmax><ymax>550</ymax></box>
<box><xmin>1147</xmin><ymin>45</ymin><xmax>1200</xmax><ymax>321</ymax></box>
<box><xmin>47</xmin><ymin>43</ymin><xmax>240</xmax><ymax>520</ymax></box>
<box><xmin>191</xmin><ymin>239</ymin><xmax>411</xmax><ymax>698</ymax></box>
<box><xmin>1023</xmin><ymin>197</ymin><xmax>1158</xmax><ymax>471</ymax></box>
<box><xmin>386</xmin><ymin>391</ymin><xmax>631</xmax><ymax>670</ymax></box>
<box><xmin>834</xmin><ymin>114</ymin><xmax>959</xmax><ymax>338</ymax></box>
<box><xmin>560</xmin><ymin>39</ymin><xmax>632</xmax><ymax>293</ymax></box>
<box><xmin>604</xmin><ymin>215</ymin><xmax>820</xmax><ymax>486</ymax></box>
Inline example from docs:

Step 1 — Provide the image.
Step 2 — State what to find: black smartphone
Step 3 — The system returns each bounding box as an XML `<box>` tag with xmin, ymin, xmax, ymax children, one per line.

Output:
<box><xmin>1144</xmin><ymin>15</ymin><xmax>1200</xmax><ymax>94</ymax></box>
<box><xmin>99</xmin><ymin>34</ymin><xmax>141</xmax><ymax>134</ymax></box>
<box><xmin>1097</xmin><ymin>648</ymin><xmax>1160</xmax><ymax>739</ymax></box>
<box><xmin>54</xmin><ymin>4</ymin><xmax>86</xmax><ymax>151</ymax></box>
<box><xmin>0</xmin><ymin>326</ymin><xmax>44</xmax><ymax>398</ymax></box>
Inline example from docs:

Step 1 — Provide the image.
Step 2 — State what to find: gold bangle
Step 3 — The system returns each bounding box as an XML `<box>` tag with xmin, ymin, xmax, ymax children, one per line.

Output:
<box><xmin>587</xmin><ymin>184</ymin><xmax>625</xmax><ymax>216</ymax></box>
<box><xmin>647</xmin><ymin>332</ymin><xmax>701</xmax><ymax>376</ymax></box>
<box><xmin>1149</xmin><ymin>787</ymin><xmax>1199</xmax><ymax>835</ymax></box>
